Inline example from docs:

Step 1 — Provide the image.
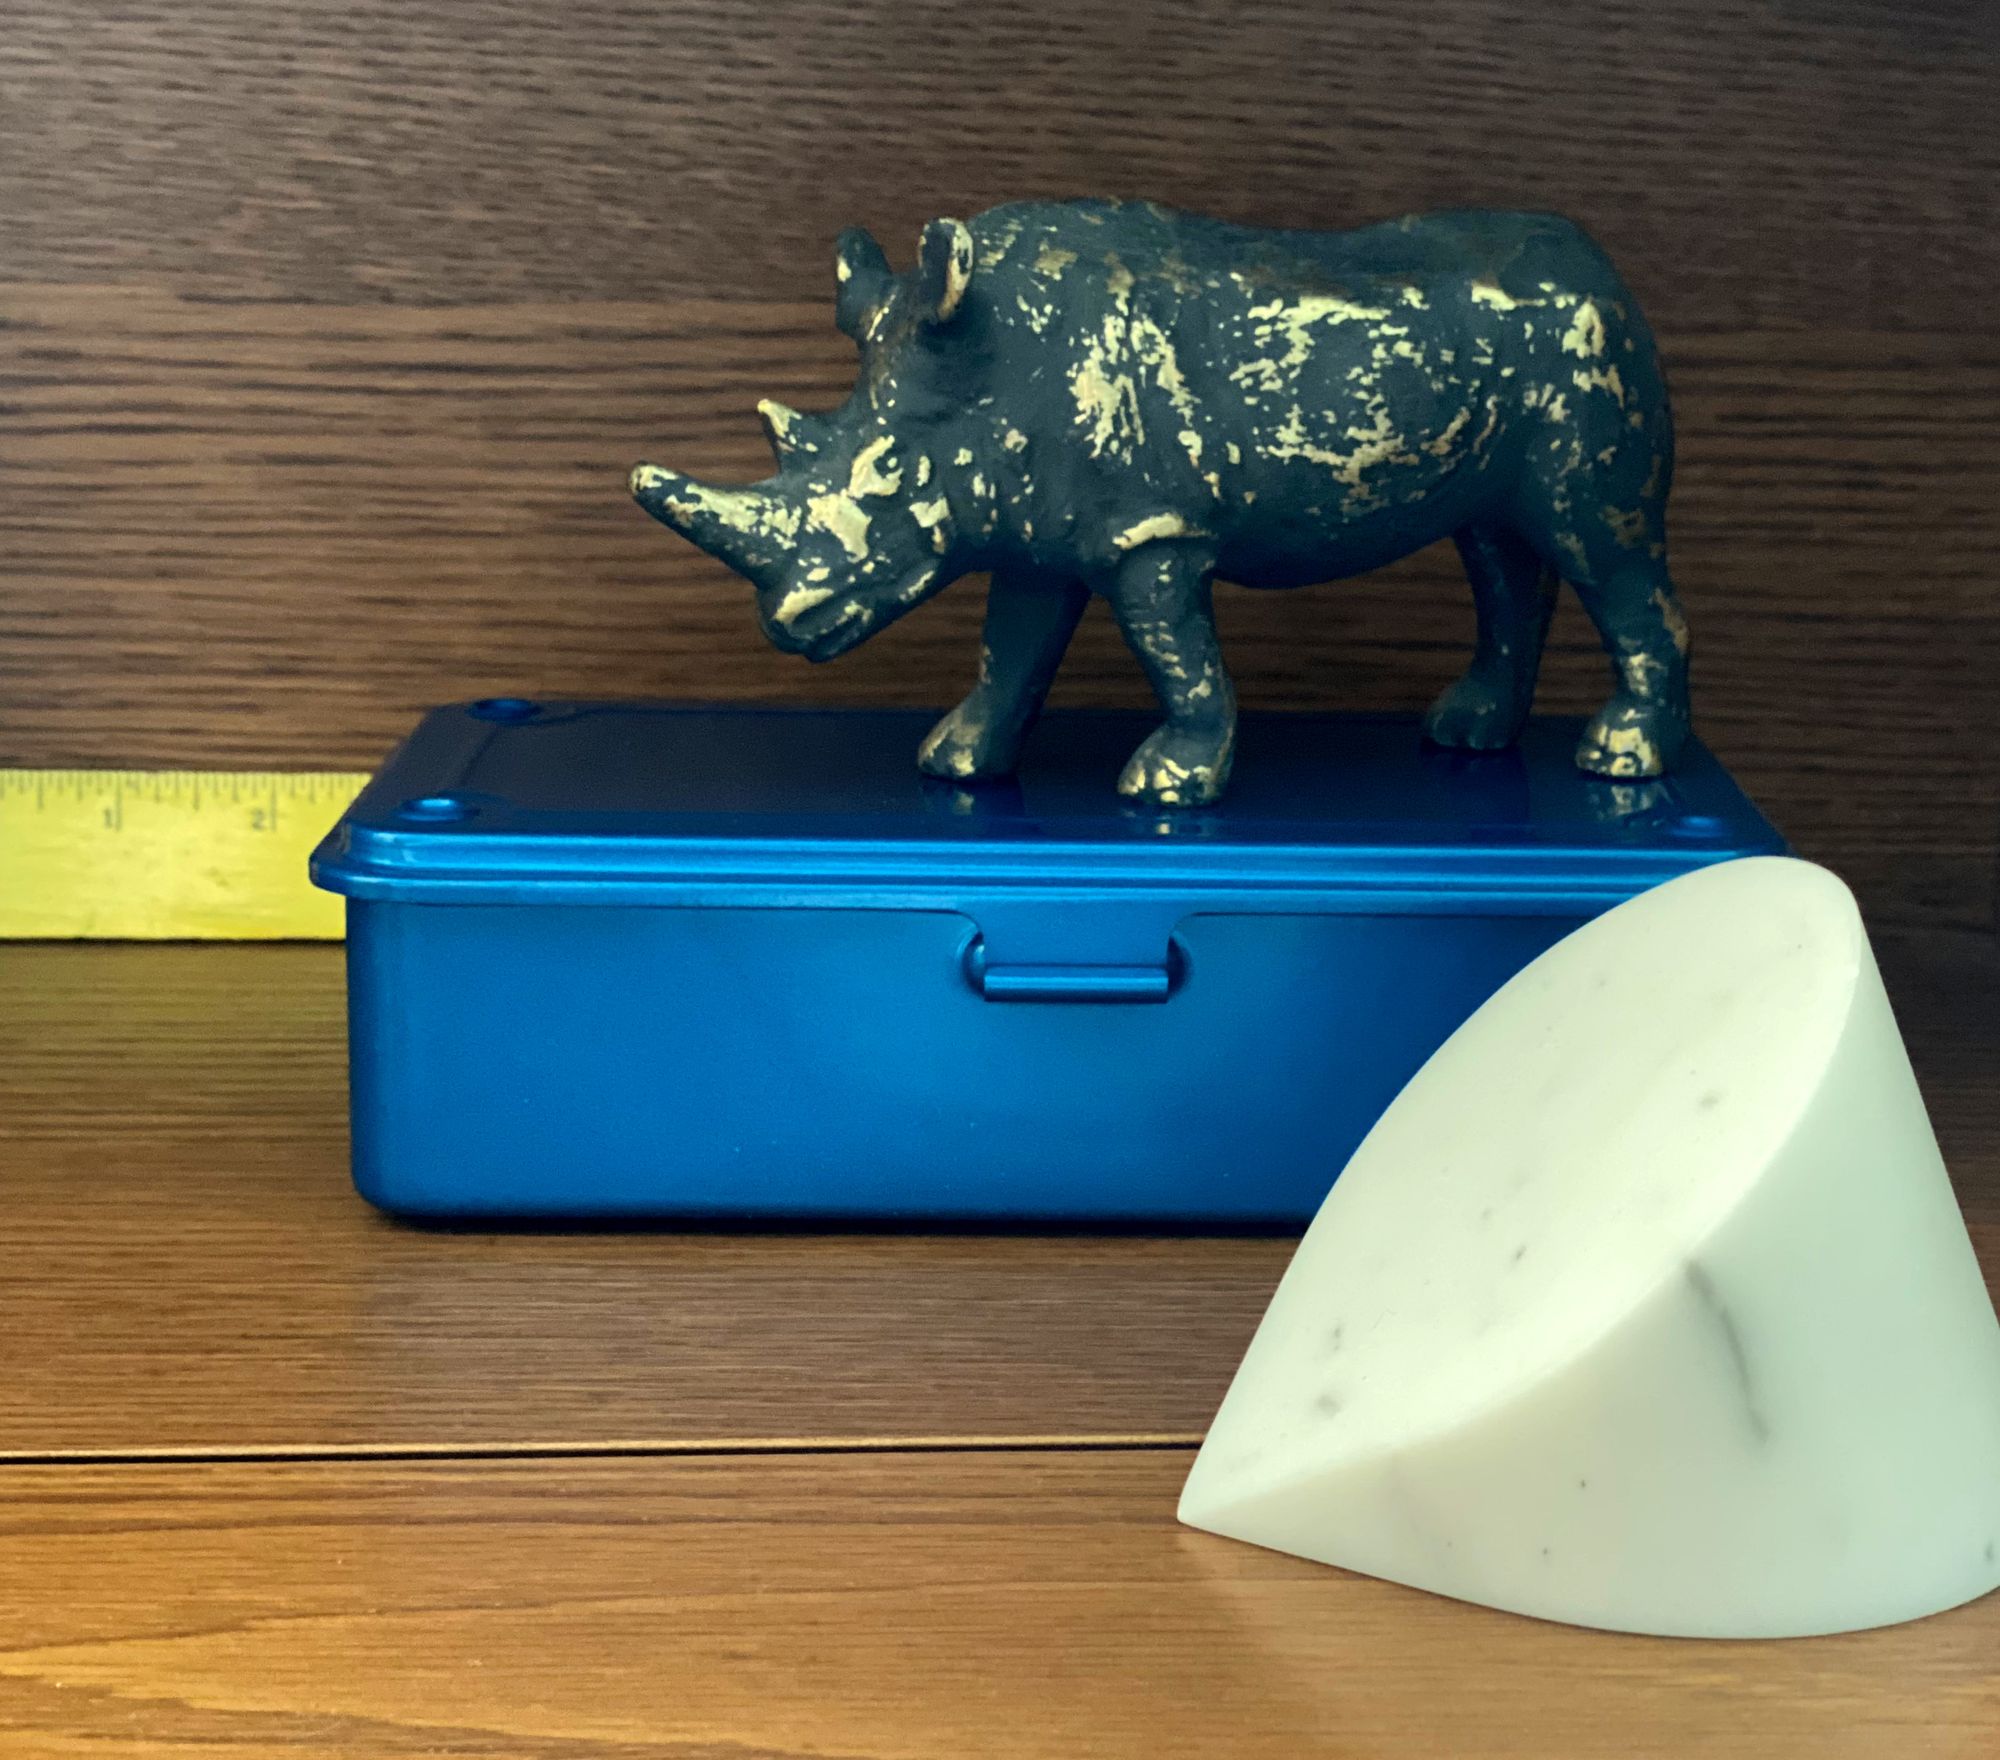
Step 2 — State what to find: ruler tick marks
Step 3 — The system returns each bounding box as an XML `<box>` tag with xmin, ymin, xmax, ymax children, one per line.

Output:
<box><xmin>0</xmin><ymin>769</ymin><xmax>370</xmax><ymax>940</ymax></box>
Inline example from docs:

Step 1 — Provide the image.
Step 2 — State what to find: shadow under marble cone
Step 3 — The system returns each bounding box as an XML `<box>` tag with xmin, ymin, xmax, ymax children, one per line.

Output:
<box><xmin>1179</xmin><ymin>857</ymin><xmax>2000</xmax><ymax>1637</ymax></box>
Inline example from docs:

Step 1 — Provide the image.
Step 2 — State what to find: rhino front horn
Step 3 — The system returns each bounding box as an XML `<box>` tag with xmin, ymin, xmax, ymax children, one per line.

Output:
<box><xmin>630</xmin><ymin>463</ymin><xmax>787</xmax><ymax>580</ymax></box>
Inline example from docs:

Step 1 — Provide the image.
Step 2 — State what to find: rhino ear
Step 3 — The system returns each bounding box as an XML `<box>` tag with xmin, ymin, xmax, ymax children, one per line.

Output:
<box><xmin>834</xmin><ymin>227</ymin><xmax>894</xmax><ymax>342</ymax></box>
<box><xmin>915</xmin><ymin>218</ymin><xmax>974</xmax><ymax>325</ymax></box>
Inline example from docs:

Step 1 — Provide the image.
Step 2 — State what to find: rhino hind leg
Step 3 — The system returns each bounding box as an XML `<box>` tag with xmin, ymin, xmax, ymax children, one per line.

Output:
<box><xmin>1424</xmin><ymin>523</ymin><xmax>1559</xmax><ymax>753</ymax></box>
<box><xmin>1108</xmin><ymin>542</ymin><xmax>1237</xmax><ymax>809</ymax></box>
<box><xmin>1515</xmin><ymin>453</ymin><xmax>1692</xmax><ymax>779</ymax></box>
<box><xmin>918</xmin><ymin>572</ymin><xmax>1090</xmax><ymax>782</ymax></box>
<box><xmin>1531</xmin><ymin>511</ymin><xmax>1691</xmax><ymax>779</ymax></box>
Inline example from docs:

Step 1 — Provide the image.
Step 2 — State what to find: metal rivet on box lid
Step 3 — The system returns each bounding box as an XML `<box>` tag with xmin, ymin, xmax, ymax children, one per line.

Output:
<box><xmin>397</xmin><ymin>794</ymin><xmax>478</xmax><ymax>824</ymax></box>
<box><xmin>468</xmin><ymin>697</ymin><xmax>542</xmax><ymax>723</ymax></box>
<box><xmin>1667</xmin><ymin>813</ymin><xmax>1730</xmax><ymax>842</ymax></box>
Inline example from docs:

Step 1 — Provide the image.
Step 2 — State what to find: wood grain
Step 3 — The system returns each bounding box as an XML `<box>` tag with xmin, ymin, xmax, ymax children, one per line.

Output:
<box><xmin>2</xmin><ymin>0</ymin><xmax>1995</xmax><ymax>328</ymax></box>
<box><xmin>3</xmin><ymin>13</ymin><xmax>1996</xmax><ymax>1739</ymax></box>
<box><xmin>1</xmin><ymin>290</ymin><xmax>1994</xmax><ymax>927</ymax></box>
<box><xmin>0</xmin><ymin>941</ymin><xmax>1283</xmax><ymax>1456</ymax></box>
<box><xmin>0</xmin><ymin>931</ymin><xmax>1994</xmax><ymax>1459</ymax></box>
<box><xmin>1</xmin><ymin>1449</ymin><xmax>1996</xmax><ymax>1759</ymax></box>
<box><xmin>2</xmin><ymin>0</ymin><xmax>1998</xmax><ymax>931</ymax></box>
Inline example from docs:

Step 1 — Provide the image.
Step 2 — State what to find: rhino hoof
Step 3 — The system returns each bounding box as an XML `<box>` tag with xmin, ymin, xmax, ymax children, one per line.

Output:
<box><xmin>917</xmin><ymin>701</ymin><xmax>1019</xmax><ymax>782</ymax></box>
<box><xmin>1575</xmin><ymin>698</ymin><xmax>1687</xmax><ymax>780</ymax></box>
<box><xmin>1117</xmin><ymin>727</ymin><xmax>1233</xmax><ymax>809</ymax></box>
<box><xmin>1423</xmin><ymin>672</ymin><xmax>1528</xmax><ymax>752</ymax></box>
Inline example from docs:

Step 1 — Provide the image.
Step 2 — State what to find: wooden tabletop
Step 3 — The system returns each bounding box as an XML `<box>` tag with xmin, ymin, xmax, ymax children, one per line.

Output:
<box><xmin>2</xmin><ymin>930</ymin><xmax>1997</xmax><ymax>1756</ymax></box>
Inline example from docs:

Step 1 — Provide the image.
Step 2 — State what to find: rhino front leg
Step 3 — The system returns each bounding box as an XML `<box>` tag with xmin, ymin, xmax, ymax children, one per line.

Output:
<box><xmin>1109</xmin><ymin>541</ymin><xmax>1237</xmax><ymax>808</ymax></box>
<box><xmin>918</xmin><ymin>571</ymin><xmax>1089</xmax><ymax>781</ymax></box>
<box><xmin>1569</xmin><ymin>556</ymin><xmax>1692</xmax><ymax>778</ymax></box>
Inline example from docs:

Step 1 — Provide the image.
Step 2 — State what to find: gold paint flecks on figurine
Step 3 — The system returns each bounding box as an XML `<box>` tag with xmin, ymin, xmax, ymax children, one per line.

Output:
<box><xmin>632</xmin><ymin>201</ymin><xmax>1694</xmax><ymax>806</ymax></box>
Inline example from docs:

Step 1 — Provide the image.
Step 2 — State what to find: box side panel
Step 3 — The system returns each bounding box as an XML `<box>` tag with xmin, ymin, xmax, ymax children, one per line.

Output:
<box><xmin>341</xmin><ymin>901</ymin><xmax>1577</xmax><ymax>1223</ymax></box>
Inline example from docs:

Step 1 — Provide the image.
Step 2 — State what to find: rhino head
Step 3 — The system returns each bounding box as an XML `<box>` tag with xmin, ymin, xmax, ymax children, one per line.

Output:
<box><xmin>631</xmin><ymin>218</ymin><xmax>983</xmax><ymax>661</ymax></box>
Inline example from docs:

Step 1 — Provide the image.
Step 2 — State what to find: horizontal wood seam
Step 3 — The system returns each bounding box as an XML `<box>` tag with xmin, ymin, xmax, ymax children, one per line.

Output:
<box><xmin>0</xmin><ymin>1434</ymin><xmax>1205</xmax><ymax>1468</ymax></box>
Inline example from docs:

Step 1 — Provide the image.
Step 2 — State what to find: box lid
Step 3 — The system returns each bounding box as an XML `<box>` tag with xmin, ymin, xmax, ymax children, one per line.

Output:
<box><xmin>311</xmin><ymin>701</ymin><xmax>1784</xmax><ymax>932</ymax></box>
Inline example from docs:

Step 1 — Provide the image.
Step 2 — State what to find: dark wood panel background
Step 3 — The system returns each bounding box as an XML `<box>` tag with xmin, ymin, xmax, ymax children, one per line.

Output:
<box><xmin>2</xmin><ymin>0</ymin><xmax>1996</xmax><ymax>930</ymax></box>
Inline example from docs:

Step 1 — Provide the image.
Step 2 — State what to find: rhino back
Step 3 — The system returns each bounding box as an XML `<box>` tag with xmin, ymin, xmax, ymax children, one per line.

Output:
<box><xmin>962</xmin><ymin>201</ymin><xmax>1669</xmax><ymax>583</ymax></box>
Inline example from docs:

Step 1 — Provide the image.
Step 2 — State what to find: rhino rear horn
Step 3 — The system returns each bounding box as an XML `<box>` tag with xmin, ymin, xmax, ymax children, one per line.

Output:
<box><xmin>756</xmin><ymin>398</ymin><xmax>820</xmax><ymax>465</ymax></box>
<box><xmin>916</xmin><ymin>218</ymin><xmax>974</xmax><ymax>325</ymax></box>
<box><xmin>834</xmin><ymin>227</ymin><xmax>894</xmax><ymax>341</ymax></box>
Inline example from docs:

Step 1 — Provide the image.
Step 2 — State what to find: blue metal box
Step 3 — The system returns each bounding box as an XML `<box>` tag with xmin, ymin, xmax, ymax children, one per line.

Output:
<box><xmin>311</xmin><ymin>702</ymin><xmax>1783</xmax><ymax>1224</ymax></box>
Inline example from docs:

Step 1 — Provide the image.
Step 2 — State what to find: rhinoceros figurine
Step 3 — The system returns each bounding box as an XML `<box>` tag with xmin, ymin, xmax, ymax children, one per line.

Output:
<box><xmin>632</xmin><ymin>199</ymin><xmax>1690</xmax><ymax>807</ymax></box>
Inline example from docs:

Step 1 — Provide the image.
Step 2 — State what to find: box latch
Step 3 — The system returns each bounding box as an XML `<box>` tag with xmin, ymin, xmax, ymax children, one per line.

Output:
<box><xmin>961</xmin><ymin>902</ymin><xmax>1185</xmax><ymax>1004</ymax></box>
<box><xmin>969</xmin><ymin>946</ymin><xmax>1173</xmax><ymax>1003</ymax></box>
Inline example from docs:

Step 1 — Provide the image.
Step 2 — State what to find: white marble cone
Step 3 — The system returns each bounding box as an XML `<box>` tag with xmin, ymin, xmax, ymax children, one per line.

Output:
<box><xmin>1179</xmin><ymin>856</ymin><xmax>2000</xmax><ymax>1636</ymax></box>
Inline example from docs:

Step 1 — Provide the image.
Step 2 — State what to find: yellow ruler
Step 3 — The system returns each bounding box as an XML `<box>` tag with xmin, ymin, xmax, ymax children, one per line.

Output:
<box><xmin>0</xmin><ymin>771</ymin><xmax>371</xmax><ymax>939</ymax></box>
